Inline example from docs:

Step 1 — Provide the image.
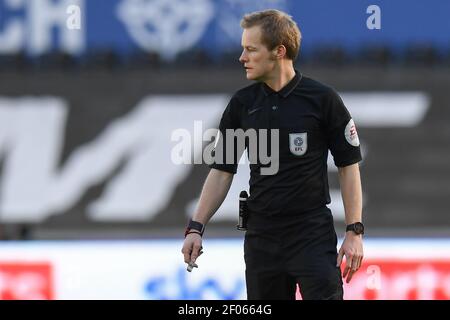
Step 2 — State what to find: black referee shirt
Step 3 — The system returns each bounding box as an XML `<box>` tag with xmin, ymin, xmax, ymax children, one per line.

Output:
<box><xmin>210</xmin><ymin>71</ymin><xmax>362</xmax><ymax>217</ymax></box>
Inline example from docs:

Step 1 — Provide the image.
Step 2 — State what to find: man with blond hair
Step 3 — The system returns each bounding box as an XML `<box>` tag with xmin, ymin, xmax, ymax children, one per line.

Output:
<box><xmin>182</xmin><ymin>9</ymin><xmax>364</xmax><ymax>300</ymax></box>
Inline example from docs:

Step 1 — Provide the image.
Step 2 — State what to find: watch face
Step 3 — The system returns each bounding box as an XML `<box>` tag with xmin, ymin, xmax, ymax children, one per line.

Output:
<box><xmin>354</xmin><ymin>222</ymin><xmax>364</xmax><ymax>234</ymax></box>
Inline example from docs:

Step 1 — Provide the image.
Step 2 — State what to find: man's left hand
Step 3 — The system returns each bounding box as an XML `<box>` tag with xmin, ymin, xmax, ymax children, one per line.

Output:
<box><xmin>336</xmin><ymin>233</ymin><xmax>364</xmax><ymax>283</ymax></box>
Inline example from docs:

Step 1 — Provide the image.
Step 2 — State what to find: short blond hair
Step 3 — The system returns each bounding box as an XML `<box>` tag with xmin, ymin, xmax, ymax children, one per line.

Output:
<box><xmin>240</xmin><ymin>9</ymin><xmax>301</xmax><ymax>61</ymax></box>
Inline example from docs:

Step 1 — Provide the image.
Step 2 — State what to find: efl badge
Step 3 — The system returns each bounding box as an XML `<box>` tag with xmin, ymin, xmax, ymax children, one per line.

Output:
<box><xmin>289</xmin><ymin>133</ymin><xmax>307</xmax><ymax>156</ymax></box>
<box><xmin>345</xmin><ymin>119</ymin><xmax>360</xmax><ymax>147</ymax></box>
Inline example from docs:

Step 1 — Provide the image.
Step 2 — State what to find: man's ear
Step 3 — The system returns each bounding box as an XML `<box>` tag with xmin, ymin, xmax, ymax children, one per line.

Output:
<box><xmin>275</xmin><ymin>45</ymin><xmax>287</xmax><ymax>59</ymax></box>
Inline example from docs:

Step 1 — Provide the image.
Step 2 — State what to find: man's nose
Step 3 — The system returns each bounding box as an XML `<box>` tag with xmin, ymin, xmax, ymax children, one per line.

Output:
<box><xmin>239</xmin><ymin>51</ymin><xmax>248</xmax><ymax>63</ymax></box>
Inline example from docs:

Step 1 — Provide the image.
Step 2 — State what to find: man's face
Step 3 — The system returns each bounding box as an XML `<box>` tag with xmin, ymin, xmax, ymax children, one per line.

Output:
<box><xmin>239</xmin><ymin>26</ymin><xmax>276</xmax><ymax>81</ymax></box>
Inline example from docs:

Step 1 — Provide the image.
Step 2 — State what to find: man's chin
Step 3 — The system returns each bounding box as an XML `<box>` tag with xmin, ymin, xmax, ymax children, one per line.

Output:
<box><xmin>245</xmin><ymin>72</ymin><xmax>258</xmax><ymax>80</ymax></box>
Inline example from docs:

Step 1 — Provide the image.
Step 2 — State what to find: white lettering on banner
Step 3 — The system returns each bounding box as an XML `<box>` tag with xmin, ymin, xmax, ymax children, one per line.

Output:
<box><xmin>0</xmin><ymin>96</ymin><xmax>226</xmax><ymax>222</ymax></box>
<box><xmin>416</xmin><ymin>266</ymin><xmax>439</xmax><ymax>300</ymax></box>
<box><xmin>0</xmin><ymin>97</ymin><xmax>68</xmax><ymax>221</ymax></box>
<box><xmin>366</xmin><ymin>265</ymin><xmax>382</xmax><ymax>290</ymax></box>
<box><xmin>66</xmin><ymin>5</ymin><xmax>82</xmax><ymax>30</ymax></box>
<box><xmin>0</xmin><ymin>0</ymin><xmax>24</xmax><ymax>53</ymax></box>
<box><xmin>116</xmin><ymin>0</ymin><xmax>214</xmax><ymax>61</ymax></box>
<box><xmin>29</xmin><ymin>0</ymin><xmax>84</xmax><ymax>54</ymax></box>
<box><xmin>366</xmin><ymin>5</ymin><xmax>381</xmax><ymax>30</ymax></box>
<box><xmin>340</xmin><ymin>92</ymin><xmax>430</xmax><ymax>127</ymax></box>
<box><xmin>0</xmin><ymin>0</ymin><xmax>85</xmax><ymax>54</ymax></box>
<box><xmin>86</xmin><ymin>96</ymin><xmax>224</xmax><ymax>221</ymax></box>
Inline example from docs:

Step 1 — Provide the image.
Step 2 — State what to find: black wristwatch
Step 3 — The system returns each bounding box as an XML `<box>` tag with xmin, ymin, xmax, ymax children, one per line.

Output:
<box><xmin>346</xmin><ymin>222</ymin><xmax>365</xmax><ymax>235</ymax></box>
<box><xmin>184</xmin><ymin>219</ymin><xmax>205</xmax><ymax>237</ymax></box>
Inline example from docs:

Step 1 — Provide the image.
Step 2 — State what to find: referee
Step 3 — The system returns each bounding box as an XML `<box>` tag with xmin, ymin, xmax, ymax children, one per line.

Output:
<box><xmin>182</xmin><ymin>9</ymin><xmax>364</xmax><ymax>300</ymax></box>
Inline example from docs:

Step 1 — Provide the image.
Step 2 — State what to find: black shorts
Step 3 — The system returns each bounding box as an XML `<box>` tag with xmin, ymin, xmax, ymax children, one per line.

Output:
<box><xmin>244</xmin><ymin>207</ymin><xmax>343</xmax><ymax>300</ymax></box>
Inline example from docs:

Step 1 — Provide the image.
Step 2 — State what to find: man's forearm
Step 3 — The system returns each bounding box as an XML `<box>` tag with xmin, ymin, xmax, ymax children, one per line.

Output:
<box><xmin>192</xmin><ymin>168</ymin><xmax>234</xmax><ymax>226</ymax></box>
<box><xmin>338</xmin><ymin>163</ymin><xmax>363</xmax><ymax>225</ymax></box>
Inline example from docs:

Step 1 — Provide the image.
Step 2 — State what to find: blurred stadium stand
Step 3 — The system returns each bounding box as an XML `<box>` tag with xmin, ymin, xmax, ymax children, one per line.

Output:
<box><xmin>2</xmin><ymin>45</ymin><xmax>450</xmax><ymax>71</ymax></box>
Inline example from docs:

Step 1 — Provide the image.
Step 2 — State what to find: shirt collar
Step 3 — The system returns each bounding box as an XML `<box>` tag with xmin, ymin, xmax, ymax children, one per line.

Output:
<box><xmin>262</xmin><ymin>70</ymin><xmax>302</xmax><ymax>98</ymax></box>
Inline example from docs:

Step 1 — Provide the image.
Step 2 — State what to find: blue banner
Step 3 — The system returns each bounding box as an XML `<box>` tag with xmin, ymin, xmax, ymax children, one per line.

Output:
<box><xmin>0</xmin><ymin>0</ymin><xmax>449</xmax><ymax>60</ymax></box>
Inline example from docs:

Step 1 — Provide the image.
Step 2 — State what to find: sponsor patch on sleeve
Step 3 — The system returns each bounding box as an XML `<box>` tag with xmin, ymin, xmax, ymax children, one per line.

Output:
<box><xmin>345</xmin><ymin>119</ymin><xmax>360</xmax><ymax>147</ymax></box>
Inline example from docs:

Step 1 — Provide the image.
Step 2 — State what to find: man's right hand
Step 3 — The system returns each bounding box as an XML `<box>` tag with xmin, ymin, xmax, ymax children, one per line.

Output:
<box><xmin>182</xmin><ymin>232</ymin><xmax>203</xmax><ymax>265</ymax></box>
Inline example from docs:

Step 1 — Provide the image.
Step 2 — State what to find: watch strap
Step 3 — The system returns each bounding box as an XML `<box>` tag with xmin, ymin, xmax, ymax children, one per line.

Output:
<box><xmin>346</xmin><ymin>222</ymin><xmax>364</xmax><ymax>235</ymax></box>
<box><xmin>184</xmin><ymin>219</ymin><xmax>205</xmax><ymax>237</ymax></box>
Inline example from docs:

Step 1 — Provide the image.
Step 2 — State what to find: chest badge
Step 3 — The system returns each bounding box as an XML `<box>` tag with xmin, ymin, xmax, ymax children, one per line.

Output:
<box><xmin>289</xmin><ymin>133</ymin><xmax>308</xmax><ymax>156</ymax></box>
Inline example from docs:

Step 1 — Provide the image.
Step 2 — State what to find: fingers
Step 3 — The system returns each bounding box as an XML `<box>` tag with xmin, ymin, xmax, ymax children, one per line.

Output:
<box><xmin>346</xmin><ymin>269</ymin><xmax>355</xmax><ymax>283</ymax></box>
<box><xmin>181</xmin><ymin>233</ymin><xmax>203</xmax><ymax>264</ymax></box>
<box><xmin>346</xmin><ymin>257</ymin><xmax>358</xmax><ymax>283</ymax></box>
<box><xmin>336</xmin><ymin>248</ymin><xmax>344</xmax><ymax>267</ymax></box>
<box><xmin>182</xmin><ymin>245</ymin><xmax>192</xmax><ymax>264</ymax></box>
<box><xmin>351</xmin><ymin>255</ymin><xmax>359</xmax><ymax>271</ymax></box>
<box><xmin>343</xmin><ymin>253</ymin><xmax>364</xmax><ymax>283</ymax></box>
<box><xmin>190</xmin><ymin>243</ymin><xmax>202</xmax><ymax>263</ymax></box>
<box><xmin>353</xmin><ymin>255</ymin><xmax>362</xmax><ymax>270</ymax></box>
<box><xmin>186</xmin><ymin>248</ymin><xmax>203</xmax><ymax>272</ymax></box>
<box><xmin>342</xmin><ymin>253</ymin><xmax>353</xmax><ymax>279</ymax></box>
<box><xmin>338</xmin><ymin>238</ymin><xmax>364</xmax><ymax>283</ymax></box>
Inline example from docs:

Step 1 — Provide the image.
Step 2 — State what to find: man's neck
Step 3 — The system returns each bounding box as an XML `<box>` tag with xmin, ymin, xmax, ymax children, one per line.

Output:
<box><xmin>264</xmin><ymin>65</ymin><xmax>296</xmax><ymax>92</ymax></box>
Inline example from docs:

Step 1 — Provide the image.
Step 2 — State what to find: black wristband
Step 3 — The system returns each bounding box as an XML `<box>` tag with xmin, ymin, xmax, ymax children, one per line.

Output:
<box><xmin>184</xmin><ymin>219</ymin><xmax>205</xmax><ymax>237</ymax></box>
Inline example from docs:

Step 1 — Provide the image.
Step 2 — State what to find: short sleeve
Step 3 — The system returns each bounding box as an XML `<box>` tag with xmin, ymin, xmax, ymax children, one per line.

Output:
<box><xmin>323</xmin><ymin>89</ymin><xmax>362</xmax><ymax>167</ymax></box>
<box><xmin>208</xmin><ymin>96</ymin><xmax>244</xmax><ymax>174</ymax></box>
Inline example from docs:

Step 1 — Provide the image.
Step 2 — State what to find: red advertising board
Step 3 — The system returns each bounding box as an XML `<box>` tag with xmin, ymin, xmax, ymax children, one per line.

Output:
<box><xmin>0</xmin><ymin>262</ymin><xmax>54</xmax><ymax>300</ymax></box>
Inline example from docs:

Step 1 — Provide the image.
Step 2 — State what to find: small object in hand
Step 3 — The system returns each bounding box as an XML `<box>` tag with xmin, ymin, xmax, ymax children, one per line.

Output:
<box><xmin>187</xmin><ymin>261</ymin><xmax>198</xmax><ymax>272</ymax></box>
